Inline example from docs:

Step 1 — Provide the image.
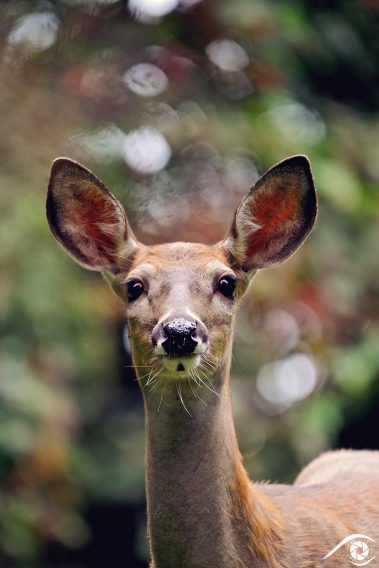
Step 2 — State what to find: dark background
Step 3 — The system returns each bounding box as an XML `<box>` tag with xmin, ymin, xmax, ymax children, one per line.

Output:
<box><xmin>0</xmin><ymin>1</ymin><xmax>378</xmax><ymax>566</ymax></box>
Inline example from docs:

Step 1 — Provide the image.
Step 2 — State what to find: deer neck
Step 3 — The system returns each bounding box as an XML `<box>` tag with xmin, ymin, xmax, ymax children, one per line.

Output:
<box><xmin>141</xmin><ymin>346</ymin><xmax>284</xmax><ymax>568</ymax></box>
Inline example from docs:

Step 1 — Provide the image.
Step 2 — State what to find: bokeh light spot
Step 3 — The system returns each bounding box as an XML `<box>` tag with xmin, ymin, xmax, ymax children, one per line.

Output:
<box><xmin>262</xmin><ymin>309</ymin><xmax>300</xmax><ymax>355</ymax></box>
<box><xmin>73</xmin><ymin>125</ymin><xmax>126</xmax><ymax>161</ymax></box>
<box><xmin>123</xmin><ymin>127</ymin><xmax>172</xmax><ymax>174</ymax></box>
<box><xmin>123</xmin><ymin>63</ymin><xmax>168</xmax><ymax>97</ymax></box>
<box><xmin>7</xmin><ymin>12</ymin><xmax>60</xmax><ymax>53</ymax></box>
<box><xmin>62</xmin><ymin>0</ymin><xmax>119</xmax><ymax>4</ymax></box>
<box><xmin>225</xmin><ymin>157</ymin><xmax>259</xmax><ymax>193</ymax></box>
<box><xmin>257</xmin><ymin>354</ymin><xmax>318</xmax><ymax>409</ymax></box>
<box><xmin>129</xmin><ymin>0</ymin><xmax>179</xmax><ymax>21</ymax></box>
<box><xmin>265</xmin><ymin>102</ymin><xmax>326</xmax><ymax>144</ymax></box>
<box><xmin>205</xmin><ymin>39</ymin><xmax>249</xmax><ymax>72</ymax></box>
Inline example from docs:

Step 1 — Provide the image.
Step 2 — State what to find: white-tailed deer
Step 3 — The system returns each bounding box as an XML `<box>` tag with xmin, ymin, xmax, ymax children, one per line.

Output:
<box><xmin>47</xmin><ymin>156</ymin><xmax>379</xmax><ymax>567</ymax></box>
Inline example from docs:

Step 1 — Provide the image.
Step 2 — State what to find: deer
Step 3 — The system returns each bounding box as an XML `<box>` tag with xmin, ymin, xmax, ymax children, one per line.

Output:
<box><xmin>46</xmin><ymin>155</ymin><xmax>379</xmax><ymax>568</ymax></box>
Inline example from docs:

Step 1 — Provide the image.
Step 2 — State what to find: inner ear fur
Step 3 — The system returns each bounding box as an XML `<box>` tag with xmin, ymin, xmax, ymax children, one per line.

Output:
<box><xmin>223</xmin><ymin>155</ymin><xmax>317</xmax><ymax>272</ymax></box>
<box><xmin>46</xmin><ymin>158</ymin><xmax>138</xmax><ymax>272</ymax></box>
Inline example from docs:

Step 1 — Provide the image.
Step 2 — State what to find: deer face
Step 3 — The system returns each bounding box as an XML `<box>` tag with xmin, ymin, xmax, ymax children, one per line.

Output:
<box><xmin>46</xmin><ymin>156</ymin><xmax>317</xmax><ymax>389</ymax></box>
<box><xmin>117</xmin><ymin>242</ymin><xmax>245</xmax><ymax>379</ymax></box>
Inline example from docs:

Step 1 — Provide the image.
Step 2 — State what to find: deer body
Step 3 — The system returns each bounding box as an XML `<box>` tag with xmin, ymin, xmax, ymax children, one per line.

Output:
<box><xmin>145</xmin><ymin>369</ymin><xmax>379</xmax><ymax>568</ymax></box>
<box><xmin>46</xmin><ymin>156</ymin><xmax>379</xmax><ymax>567</ymax></box>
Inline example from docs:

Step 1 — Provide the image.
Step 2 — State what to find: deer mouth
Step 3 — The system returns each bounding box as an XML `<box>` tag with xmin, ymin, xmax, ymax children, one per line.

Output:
<box><xmin>160</xmin><ymin>353</ymin><xmax>202</xmax><ymax>375</ymax></box>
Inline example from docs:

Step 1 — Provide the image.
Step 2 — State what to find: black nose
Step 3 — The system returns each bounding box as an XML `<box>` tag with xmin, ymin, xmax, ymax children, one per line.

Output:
<box><xmin>162</xmin><ymin>318</ymin><xmax>197</xmax><ymax>357</ymax></box>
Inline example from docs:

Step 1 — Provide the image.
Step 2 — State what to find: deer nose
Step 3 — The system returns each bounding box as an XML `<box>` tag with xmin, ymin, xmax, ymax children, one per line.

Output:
<box><xmin>162</xmin><ymin>318</ymin><xmax>197</xmax><ymax>357</ymax></box>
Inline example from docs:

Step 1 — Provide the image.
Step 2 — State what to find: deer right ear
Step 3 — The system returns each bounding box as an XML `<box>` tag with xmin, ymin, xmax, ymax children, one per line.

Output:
<box><xmin>46</xmin><ymin>158</ymin><xmax>139</xmax><ymax>273</ymax></box>
<box><xmin>221</xmin><ymin>155</ymin><xmax>317</xmax><ymax>274</ymax></box>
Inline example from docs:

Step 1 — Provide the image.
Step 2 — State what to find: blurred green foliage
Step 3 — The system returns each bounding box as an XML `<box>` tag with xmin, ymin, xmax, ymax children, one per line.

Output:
<box><xmin>0</xmin><ymin>1</ymin><xmax>378</xmax><ymax>566</ymax></box>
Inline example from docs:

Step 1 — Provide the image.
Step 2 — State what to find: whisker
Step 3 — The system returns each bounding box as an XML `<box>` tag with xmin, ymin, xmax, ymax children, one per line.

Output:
<box><xmin>148</xmin><ymin>379</ymin><xmax>161</xmax><ymax>391</ymax></box>
<box><xmin>198</xmin><ymin>363</ymin><xmax>217</xmax><ymax>379</ymax></box>
<box><xmin>198</xmin><ymin>361</ymin><xmax>215</xmax><ymax>375</ymax></box>
<box><xmin>199</xmin><ymin>359</ymin><xmax>216</xmax><ymax>373</ymax></box>
<box><xmin>149</xmin><ymin>381</ymin><xmax>161</xmax><ymax>392</ymax></box>
<box><xmin>194</xmin><ymin>371</ymin><xmax>222</xmax><ymax>400</ymax></box>
<box><xmin>124</xmin><ymin>365</ymin><xmax>153</xmax><ymax>368</ymax></box>
<box><xmin>177</xmin><ymin>383</ymin><xmax>192</xmax><ymax>416</ymax></box>
<box><xmin>201</xmin><ymin>357</ymin><xmax>217</xmax><ymax>371</ymax></box>
<box><xmin>149</xmin><ymin>374</ymin><xmax>164</xmax><ymax>393</ymax></box>
<box><xmin>157</xmin><ymin>379</ymin><xmax>167</xmax><ymax>413</ymax></box>
<box><xmin>143</xmin><ymin>366</ymin><xmax>156</xmax><ymax>385</ymax></box>
<box><xmin>203</xmin><ymin>353</ymin><xmax>218</xmax><ymax>367</ymax></box>
<box><xmin>146</xmin><ymin>367</ymin><xmax>163</xmax><ymax>386</ymax></box>
<box><xmin>136</xmin><ymin>367</ymin><xmax>157</xmax><ymax>382</ymax></box>
<box><xmin>188</xmin><ymin>379</ymin><xmax>198</xmax><ymax>400</ymax></box>
<box><xmin>189</xmin><ymin>370</ymin><xmax>207</xmax><ymax>406</ymax></box>
<box><xmin>190</xmin><ymin>370</ymin><xmax>201</xmax><ymax>388</ymax></box>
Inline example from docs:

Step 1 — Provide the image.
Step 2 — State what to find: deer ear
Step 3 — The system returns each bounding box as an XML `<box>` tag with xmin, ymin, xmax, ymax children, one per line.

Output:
<box><xmin>222</xmin><ymin>155</ymin><xmax>317</xmax><ymax>273</ymax></box>
<box><xmin>46</xmin><ymin>158</ymin><xmax>138</xmax><ymax>272</ymax></box>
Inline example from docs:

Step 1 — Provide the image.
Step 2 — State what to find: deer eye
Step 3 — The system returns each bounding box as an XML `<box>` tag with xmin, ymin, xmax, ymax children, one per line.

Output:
<box><xmin>217</xmin><ymin>275</ymin><xmax>237</xmax><ymax>299</ymax></box>
<box><xmin>127</xmin><ymin>279</ymin><xmax>144</xmax><ymax>302</ymax></box>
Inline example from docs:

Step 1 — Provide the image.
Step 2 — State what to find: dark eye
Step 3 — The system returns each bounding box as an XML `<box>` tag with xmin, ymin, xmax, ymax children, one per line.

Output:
<box><xmin>127</xmin><ymin>280</ymin><xmax>144</xmax><ymax>302</ymax></box>
<box><xmin>217</xmin><ymin>275</ymin><xmax>237</xmax><ymax>299</ymax></box>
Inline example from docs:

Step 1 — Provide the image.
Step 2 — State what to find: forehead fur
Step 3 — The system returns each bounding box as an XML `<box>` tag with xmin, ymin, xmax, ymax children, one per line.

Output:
<box><xmin>130</xmin><ymin>242</ymin><xmax>231</xmax><ymax>272</ymax></box>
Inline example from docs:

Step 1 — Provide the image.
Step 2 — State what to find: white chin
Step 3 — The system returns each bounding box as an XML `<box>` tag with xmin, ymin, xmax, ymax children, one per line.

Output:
<box><xmin>162</xmin><ymin>355</ymin><xmax>201</xmax><ymax>374</ymax></box>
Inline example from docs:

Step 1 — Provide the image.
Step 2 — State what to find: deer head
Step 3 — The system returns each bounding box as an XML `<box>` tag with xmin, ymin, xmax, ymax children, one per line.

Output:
<box><xmin>46</xmin><ymin>156</ymin><xmax>317</xmax><ymax>394</ymax></box>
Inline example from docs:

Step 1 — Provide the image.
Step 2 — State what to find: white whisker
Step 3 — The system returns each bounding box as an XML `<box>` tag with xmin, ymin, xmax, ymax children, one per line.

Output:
<box><xmin>157</xmin><ymin>379</ymin><xmax>167</xmax><ymax>413</ymax></box>
<box><xmin>149</xmin><ymin>377</ymin><xmax>163</xmax><ymax>393</ymax></box>
<box><xmin>189</xmin><ymin>370</ymin><xmax>207</xmax><ymax>406</ymax></box>
<box><xmin>177</xmin><ymin>383</ymin><xmax>192</xmax><ymax>416</ymax></box>
<box><xmin>194</xmin><ymin>370</ymin><xmax>222</xmax><ymax>400</ymax></box>
<box><xmin>136</xmin><ymin>367</ymin><xmax>156</xmax><ymax>382</ymax></box>
<box><xmin>146</xmin><ymin>367</ymin><xmax>162</xmax><ymax>386</ymax></box>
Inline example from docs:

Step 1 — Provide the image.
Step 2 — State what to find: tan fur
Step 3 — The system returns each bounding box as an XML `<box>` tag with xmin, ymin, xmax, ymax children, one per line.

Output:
<box><xmin>295</xmin><ymin>449</ymin><xmax>379</xmax><ymax>486</ymax></box>
<box><xmin>229</xmin><ymin>457</ymin><xmax>287</xmax><ymax>568</ymax></box>
<box><xmin>46</xmin><ymin>156</ymin><xmax>379</xmax><ymax>568</ymax></box>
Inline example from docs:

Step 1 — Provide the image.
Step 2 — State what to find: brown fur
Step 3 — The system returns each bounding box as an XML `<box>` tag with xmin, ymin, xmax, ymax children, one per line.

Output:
<box><xmin>46</xmin><ymin>156</ymin><xmax>379</xmax><ymax>568</ymax></box>
<box><xmin>229</xmin><ymin>456</ymin><xmax>287</xmax><ymax>568</ymax></box>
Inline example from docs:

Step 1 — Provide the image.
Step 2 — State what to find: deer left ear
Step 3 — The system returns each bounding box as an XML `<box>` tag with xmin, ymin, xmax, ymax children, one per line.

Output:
<box><xmin>46</xmin><ymin>158</ymin><xmax>139</xmax><ymax>273</ymax></box>
<box><xmin>222</xmin><ymin>155</ymin><xmax>317</xmax><ymax>273</ymax></box>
